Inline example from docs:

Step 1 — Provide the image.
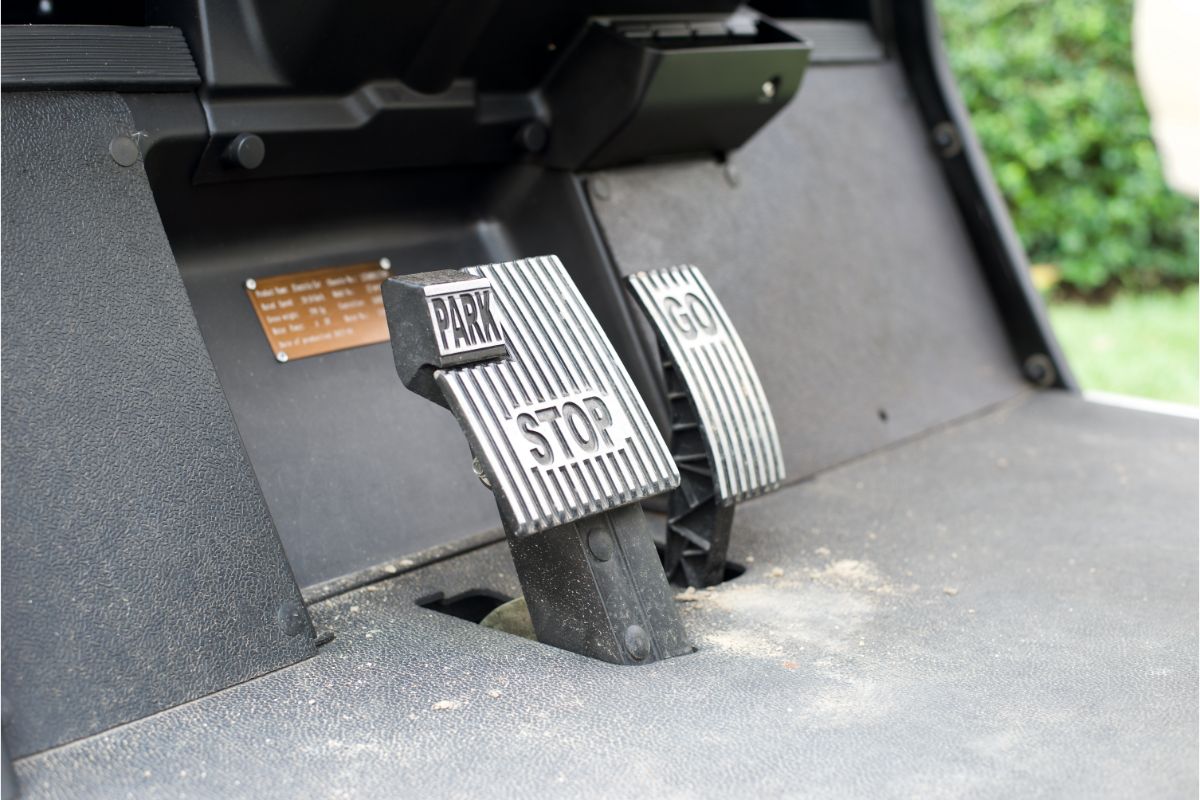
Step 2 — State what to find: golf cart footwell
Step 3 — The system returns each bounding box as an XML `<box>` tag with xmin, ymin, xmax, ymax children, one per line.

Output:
<box><xmin>16</xmin><ymin>391</ymin><xmax>1198</xmax><ymax>798</ymax></box>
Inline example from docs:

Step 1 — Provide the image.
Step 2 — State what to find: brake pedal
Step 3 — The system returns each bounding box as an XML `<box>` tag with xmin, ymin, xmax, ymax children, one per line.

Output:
<box><xmin>626</xmin><ymin>265</ymin><xmax>786</xmax><ymax>587</ymax></box>
<box><xmin>383</xmin><ymin>256</ymin><xmax>691</xmax><ymax>664</ymax></box>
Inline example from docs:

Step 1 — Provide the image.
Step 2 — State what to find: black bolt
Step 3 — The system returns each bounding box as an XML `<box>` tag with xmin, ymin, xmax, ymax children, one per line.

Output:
<box><xmin>587</xmin><ymin>528</ymin><xmax>614</xmax><ymax>562</ymax></box>
<box><xmin>624</xmin><ymin>624</ymin><xmax>650</xmax><ymax>661</ymax></box>
<box><xmin>223</xmin><ymin>133</ymin><xmax>265</xmax><ymax>170</ymax></box>
<box><xmin>931</xmin><ymin>122</ymin><xmax>961</xmax><ymax>158</ymax></box>
<box><xmin>515</xmin><ymin>121</ymin><xmax>549</xmax><ymax>154</ymax></box>
<box><xmin>276</xmin><ymin>601</ymin><xmax>307</xmax><ymax>637</ymax></box>
<box><xmin>1023</xmin><ymin>353</ymin><xmax>1056</xmax><ymax>387</ymax></box>
<box><xmin>108</xmin><ymin>135</ymin><xmax>139</xmax><ymax>167</ymax></box>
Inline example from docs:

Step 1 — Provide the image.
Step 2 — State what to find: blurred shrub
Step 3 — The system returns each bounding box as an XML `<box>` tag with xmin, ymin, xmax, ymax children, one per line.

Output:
<box><xmin>937</xmin><ymin>0</ymin><xmax>1198</xmax><ymax>293</ymax></box>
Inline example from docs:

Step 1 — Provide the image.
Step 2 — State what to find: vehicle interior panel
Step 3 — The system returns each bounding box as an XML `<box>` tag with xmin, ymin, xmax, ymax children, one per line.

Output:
<box><xmin>1</xmin><ymin>1</ymin><xmax>1194</xmax><ymax>796</ymax></box>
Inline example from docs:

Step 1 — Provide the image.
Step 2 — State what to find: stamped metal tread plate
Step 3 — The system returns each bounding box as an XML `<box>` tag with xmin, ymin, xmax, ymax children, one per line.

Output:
<box><xmin>437</xmin><ymin>256</ymin><xmax>679</xmax><ymax>536</ymax></box>
<box><xmin>383</xmin><ymin>257</ymin><xmax>689</xmax><ymax>664</ymax></box>
<box><xmin>627</xmin><ymin>265</ymin><xmax>785</xmax><ymax>505</ymax></box>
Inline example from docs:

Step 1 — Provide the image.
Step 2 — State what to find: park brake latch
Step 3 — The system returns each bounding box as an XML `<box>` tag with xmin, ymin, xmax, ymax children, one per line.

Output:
<box><xmin>627</xmin><ymin>265</ymin><xmax>786</xmax><ymax>587</ymax></box>
<box><xmin>382</xmin><ymin>256</ymin><xmax>691</xmax><ymax>665</ymax></box>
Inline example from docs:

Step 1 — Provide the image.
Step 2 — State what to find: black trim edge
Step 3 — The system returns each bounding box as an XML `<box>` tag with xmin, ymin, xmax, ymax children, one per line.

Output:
<box><xmin>892</xmin><ymin>1</ymin><xmax>1076</xmax><ymax>390</ymax></box>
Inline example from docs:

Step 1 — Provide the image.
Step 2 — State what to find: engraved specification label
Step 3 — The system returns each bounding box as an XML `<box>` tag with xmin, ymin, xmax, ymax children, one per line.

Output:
<box><xmin>244</xmin><ymin>262</ymin><xmax>390</xmax><ymax>362</ymax></box>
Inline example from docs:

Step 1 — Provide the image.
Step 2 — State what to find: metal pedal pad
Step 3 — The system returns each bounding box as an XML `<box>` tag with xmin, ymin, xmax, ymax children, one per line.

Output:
<box><xmin>626</xmin><ymin>265</ymin><xmax>786</xmax><ymax>587</ymax></box>
<box><xmin>383</xmin><ymin>255</ymin><xmax>691</xmax><ymax>665</ymax></box>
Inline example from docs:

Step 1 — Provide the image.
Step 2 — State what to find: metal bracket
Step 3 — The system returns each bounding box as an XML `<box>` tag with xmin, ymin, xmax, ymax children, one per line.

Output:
<box><xmin>626</xmin><ymin>265</ymin><xmax>786</xmax><ymax>587</ymax></box>
<box><xmin>383</xmin><ymin>255</ymin><xmax>691</xmax><ymax>664</ymax></box>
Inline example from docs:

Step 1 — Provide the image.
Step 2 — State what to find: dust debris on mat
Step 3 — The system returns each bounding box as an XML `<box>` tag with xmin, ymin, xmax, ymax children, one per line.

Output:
<box><xmin>809</xmin><ymin>559</ymin><xmax>901</xmax><ymax>595</ymax></box>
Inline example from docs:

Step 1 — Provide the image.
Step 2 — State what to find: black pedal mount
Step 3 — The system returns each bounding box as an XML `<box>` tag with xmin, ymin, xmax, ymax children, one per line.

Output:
<box><xmin>382</xmin><ymin>256</ymin><xmax>691</xmax><ymax>665</ymax></box>
<box><xmin>627</xmin><ymin>265</ymin><xmax>787</xmax><ymax>587</ymax></box>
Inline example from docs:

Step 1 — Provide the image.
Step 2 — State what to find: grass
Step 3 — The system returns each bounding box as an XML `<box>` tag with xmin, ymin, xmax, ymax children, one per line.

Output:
<box><xmin>1047</xmin><ymin>285</ymin><xmax>1198</xmax><ymax>405</ymax></box>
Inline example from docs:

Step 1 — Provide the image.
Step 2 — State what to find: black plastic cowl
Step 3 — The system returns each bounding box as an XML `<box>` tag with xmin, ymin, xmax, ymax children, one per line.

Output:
<box><xmin>542</xmin><ymin>13</ymin><xmax>811</xmax><ymax>170</ymax></box>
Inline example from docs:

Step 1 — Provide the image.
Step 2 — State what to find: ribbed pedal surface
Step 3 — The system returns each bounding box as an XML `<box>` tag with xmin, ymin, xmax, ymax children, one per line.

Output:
<box><xmin>438</xmin><ymin>256</ymin><xmax>678</xmax><ymax>536</ymax></box>
<box><xmin>627</xmin><ymin>265</ymin><xmax>785</xmax><ymax>504</ymax></box>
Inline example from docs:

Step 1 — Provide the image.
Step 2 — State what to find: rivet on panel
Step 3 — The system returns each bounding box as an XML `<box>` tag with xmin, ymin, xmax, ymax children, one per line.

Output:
<box><xmin>108</xmin><ymin>135</ymin><xmax>139</xmax><ymax>167</ymax></box>
<box><xmin>587</xmin><ymin>528</ymin><xmax>614</xmax><ymax>562</ymax></box>
<box><xmin>515</xmin><ymin>121</ymin><xmax>549</xmax><ymax>154</ymax></box>
<box><xmin>624</xmin><ymin>624</ymin><xmax>649</xmax><ymax>660</ymax></box>
<box><xmin>1022</xmin><ymin>353</ymin><xmax>1056</xmax><ymax>387</ymax></box>
<box><xmin>223</xmin><ymin>133</ymin><xmax>265</xmax><ymax>170</ymax></box>
<box><xmin>931</xmin><ymin>121</ymin><xmax>962</xmax><ymax>158</ymax></box>
<box><xmin>723</xmin><ymin>161</ymin><xmax>740</xmax><ymax>188</ymax></box>
<box><xmin>276</xmin><ymin>602</ymin><xmax>307</xmax><ymax>637</ymax></box>
<box><xmin>589</xmin><ymin>176</ymin><xmax>611</xmax><ymax>202</ymax></box>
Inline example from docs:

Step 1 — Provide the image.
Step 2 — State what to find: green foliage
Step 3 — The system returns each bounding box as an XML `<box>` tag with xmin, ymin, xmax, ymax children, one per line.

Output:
<box><xmin>937</xmin><ymin>0</ymin><xmax>1199</xmax><ymax>292</ymax></box>
<box><xmin>1049</xmin><ymin>286</ymin><xmax>1198</xmax><ymax>404</ymax></box>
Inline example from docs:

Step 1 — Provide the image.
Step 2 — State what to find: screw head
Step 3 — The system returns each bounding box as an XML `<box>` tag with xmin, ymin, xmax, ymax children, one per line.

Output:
<box><xmin>275</xmin><ymin>351</ymin><xmax>289</xmax><ymax>364</ymax></box>
<box><xmin>379</xmin><ymin>257</ymin><xmax>392</xmax><ymax>271</ymax></box>
<box><xmin>760</xmin><ymin>79</ymin><xmax>778</xmax><ymax>100</ymax></box>
<box><xmin>587</xmin><ymin>528</ymin><xmax>614</xmax><ymax>562</ymax></box>
<box><xmin>244</xmin><ymin>278</ymin><xmax>258</xmax><ymax>291</ymax></box>
<box><xmin>624</xmin><ymin>624</ymin><xmax>650</xmax><ymax>661</ymax></box>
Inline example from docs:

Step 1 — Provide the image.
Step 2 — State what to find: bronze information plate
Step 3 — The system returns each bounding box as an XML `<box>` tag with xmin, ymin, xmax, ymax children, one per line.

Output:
<box><xmin>244</xmin><ymin>260</ymin><xmax>391</xmax><ymax>362</ymax></box>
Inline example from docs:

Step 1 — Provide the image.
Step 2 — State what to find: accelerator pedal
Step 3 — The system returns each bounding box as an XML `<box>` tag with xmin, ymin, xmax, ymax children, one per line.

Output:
<box><xmin>626</xmin><ymin>265</ymin><xmax>786</xmax><ymax>587</ymax></box>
